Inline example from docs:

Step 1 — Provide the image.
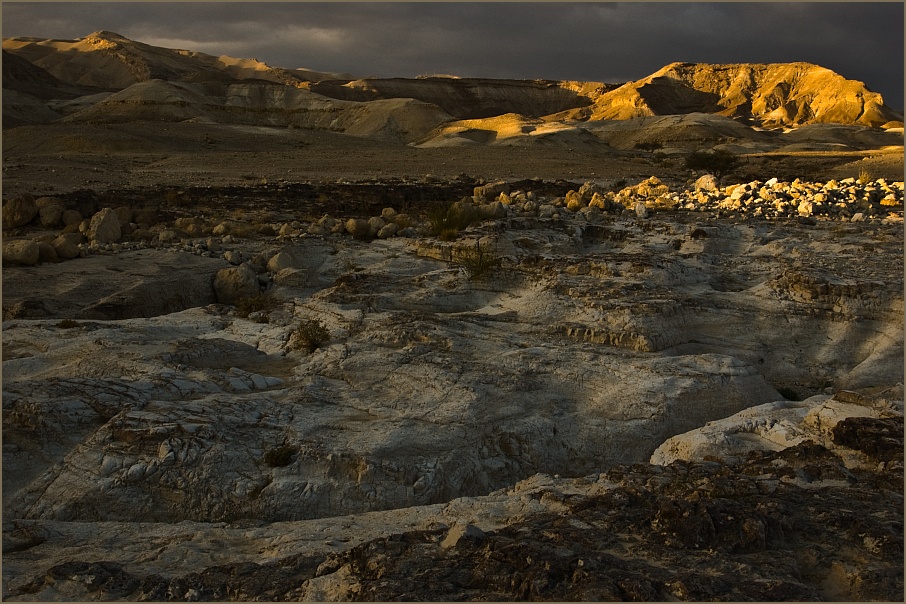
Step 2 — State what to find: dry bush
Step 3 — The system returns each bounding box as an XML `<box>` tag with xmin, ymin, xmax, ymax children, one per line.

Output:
<box><xmin>292</xmin><ymin>318</ymin><xmax>330</xmax><ymax>353</ymax></box>
<box><xmin>685</xmin><ymin>150</ymin><xmax>740</xmax><ymax>180</ymax></box>
<box><xmin>427</xmin><ymin>201</ymin><xmax>480</xmax><ymax>241</ymax></box>
<box><xmin>235</xmin><ymin>292</ymin><xmax>281</xmax><ymax>322</ymax></box>
<box><xmin>454</xmin><ymin>240</ymin><xmax>502</xmax><ymax>281</ymax></box>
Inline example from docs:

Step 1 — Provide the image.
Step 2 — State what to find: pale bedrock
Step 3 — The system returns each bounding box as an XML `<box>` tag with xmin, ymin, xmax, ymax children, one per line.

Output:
<box><xmin>3</xmin><ymin>293</ymin><xmax>782</xmax><ymax>525</ymax></box>
<box><xmin>651</xmin><ymin>387</ymin><xmax>904</xmax><ymax>470</ymax></box>
<box><xmin>1</xmin><ymin>248</ymin><xmax>226</xmax><ymax>320</ymax></box>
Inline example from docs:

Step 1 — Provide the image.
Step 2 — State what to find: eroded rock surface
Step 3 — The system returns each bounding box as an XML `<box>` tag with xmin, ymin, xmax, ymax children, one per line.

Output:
<box><xmin>4</xmin><ymin>397</ymin><xmax>901</xmax><ymax>601</ymax></box>
<box><xmin>2</xmin><ymin>177</ymin><xmax>903</xmax><ymax>601</ymax></box>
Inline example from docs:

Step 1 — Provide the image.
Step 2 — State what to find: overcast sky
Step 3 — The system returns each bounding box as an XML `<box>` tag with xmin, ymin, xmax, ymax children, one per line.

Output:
<box><xmin>3</xmin><ymin>2</ymin><xmax>903</xmax><ymax>109</ymax></box>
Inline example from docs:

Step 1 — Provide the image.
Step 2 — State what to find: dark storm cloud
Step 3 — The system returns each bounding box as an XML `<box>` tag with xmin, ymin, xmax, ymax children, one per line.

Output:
<box><xmin>3</xmin><ymin>2</ymin><xmax>903</xmax><ymax>108</ymax></box>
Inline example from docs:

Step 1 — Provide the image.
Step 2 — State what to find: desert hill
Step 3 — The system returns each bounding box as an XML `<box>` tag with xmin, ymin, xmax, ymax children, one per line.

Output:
<box><xmin>560</xmin><ymin>61</ymin><xmax>903</xmax><ymax>129</ymax></box>
<box><xmin>304</xmin><ymin>77</ymin><xmax>612</xmax><ymax>120</ymax></box>
<box><xmin>2</xmin><ymin>30</ymin><xmax>346</xmax><ymax>89</ymax></box>
<box><xmin>2</xmin><ymin>31</ymin><xmax>903</xmax><ymax>154</ymax></box>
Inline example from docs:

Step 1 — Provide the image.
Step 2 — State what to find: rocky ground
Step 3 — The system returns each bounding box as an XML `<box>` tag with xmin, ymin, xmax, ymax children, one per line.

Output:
<box><xmin>2</xmin><ymin>156</ymin><xmax>904</xmax><ymax>600</ymax></box>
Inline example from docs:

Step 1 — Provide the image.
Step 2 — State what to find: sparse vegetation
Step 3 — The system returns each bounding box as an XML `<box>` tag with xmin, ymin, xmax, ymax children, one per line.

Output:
<box><xmin>684</xmin><ymin>149</ymin><xmax>740</xmax><ymax>180</ymax></box>
<box><xmin>427</xmin><ymin>201</ymin><xmax>480</xmax><ymax>241</ymax></box>
<box><xmin>263</xmin><ymin>444</ymin><xmax>296</xmax><ymax>467</ymax></box>
<box><xmin>634</xmin><ymin>141</ymin><xmax>663</xmax><ymax>152</ymax></box>
<box><xmin>858</xmin><ymin>168</ymin><xmax>874</xmax><ymax>185</ymax></box>
<box><xmin>454</xmin><ymin>240</ymin><xmax>503</xmax><ymax>281</ymax></box>
<box><xmin>235</xmin><ymin>292</ymin><xmax>281</xmax><ymax>322</ymax></box>
<box><xmin>292</xmin><ymin>318</ymin><xmax>330</xmax><ymax>353</ymax></box>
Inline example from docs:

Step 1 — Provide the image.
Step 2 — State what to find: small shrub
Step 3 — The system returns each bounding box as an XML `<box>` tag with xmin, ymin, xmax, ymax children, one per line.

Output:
<box><xmin>235</xmin><ymin>292</ymin><xmax>281</xmax><ymax>321</ymax></box>
<box><xmin>56</xmin><ymin>319</ymin><xmax>81</xmax><ymax>329</ymax></box>
<box><xmin>454</xmin><ymin>240</ymin><xmax>502</xmax><ymax>281</ymax></box>
<box><xmin>427</xmin><ymin>201</ymin><xmax>480</xmax><ymax>240</ymax></box>
<box><xmin>684</xmin><ymin>150</ymin><xmax>740</xmax><ymax>180</ymax></box>
<box><xmin>263</xmin><ymin>445</ymin><xmax>296</xmax><ymax>467</ymax></box>
<box><xmin>858</xmin><ymin>168</ymin><xmax>874</xmax><ymax>185</ymax></box>
<box><xmin>292</xmin><ymin>318</ymin><xmax>330</xmax><ymax>353</ymax></box>
<box><xmin>634</xmin><ymin>141</ymin><xmax>663</xmax><ymax>152</ymax></box>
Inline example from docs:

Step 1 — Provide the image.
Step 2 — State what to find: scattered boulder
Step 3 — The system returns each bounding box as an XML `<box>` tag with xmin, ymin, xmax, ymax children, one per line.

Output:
<box><xmin>345</xmin><ymin>218</ymin><xmax>371</xmax><ymax>240</ymax></box>
<box><xmin>478</xmin><ymin>201</ymin><xmax>507</xmax><ymax>220</ymax></box>
<box><xmin>2</xmin><ymin>195</ymin><xmax>38</xmax><ymax>229</ymax></box>
<box><xmin>798</xmin><ymin>200</ymin><xmax>814</xmax><ymax>217</ymax></box>
<box><xmin>377</xmin><ymin>223</ymin><xmax>399</xmax><ymax>239</ymax></box>
<box><xmin>635</xmin><ymin>201</ymin><xmax>650</xmax><ymax>218</ymax></box>
<box><xmin>87</xmin><ymin>208</ymin><xmax>121</xmax><ymax>244</ymax></box>
<box><xmin>38</xmin><ymin>203</ymin><xmax>65</xmax><ymax>228</ymax></box>
<box><xmin>61</xmin><ymin>209</ymin><xmax>84</xmax><ymax>227</ymax></box>
<box><xmin>474</xmin><ymin>181</ymin><xmax>509</xmax><ymax>202</ymax></box>
<box><xmin>694</xmin><ymin>174</ymin><xmax>719</xmax><ymax>192</ymax></box>
<box><xmin>52</xmin><ymin>233</ymin><xmax>84</xmax><ymax>260</ymax></box>
<box><xmin>267</xmin><ymin>250</ymin><xmax>303</xmax><ymax>273</ymax></box>
<box><xmin>565</xmin><ymin>190</ymin><xmax>584</xmax><ymax>211</ymax></box>
<box><xmin>36</xmin><ymin>241</ymin><xmax>58</xmax><ymax>263</ymax></box>
<box><xmin>212</xmin><ymin>222</ymin><xmax>234</xmax><ymax>237</ymax></box>
<box><xmin>213</xmin><ymin>263</ymin><xmax>260</xmax><ymax>305</ymax></box>
<box><xmin>588</xmin><ymin>192</ymin><xmax>611</xmax><ymax>211</ymax></box>
<box><xmin>273</xmin><ymin>267</ymin><xmax>310</xmax><ymax>288</ymax></box>
<box><xmin>578</xmin><ymin>181</ymin><xmax>600</xmax><ymax>203</ymax></box>
<box><xmin>367</xmin><ymin>216</ymin><xmax>386</xmax><ymax>238</ymax></box>
<box><xmin>2</xmin><ymin>239</ymin><xmax>40</xmax><ymax>265</ymax></box>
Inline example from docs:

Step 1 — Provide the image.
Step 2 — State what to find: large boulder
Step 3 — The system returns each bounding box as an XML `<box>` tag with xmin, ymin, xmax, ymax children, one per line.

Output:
<box><xmin>367</xmin><ymin>216</ymin><xmax>387</xmax><ymax>238</ymax></box>
<box><xmin>52</xmin><ymin>233</ymin><xmax>84</xmax><ymax>260</ymax></box>
<box><xmin>2</xmin><ymin>195</ymin><xmax>38</xmax><ymax>229</ymax></box>
<box><xmin>473</xmin><ymin>181</ymin><xmax>509</xmax><ymax>202</ymax></box>
<box><xmin>36</xmin><ymin>241</ymin><xmax>58</xmax><ymax>264</ymax></box>
<box><xmin>694</xmin><ymin>173</ymin><xmax>719</xmax><ymax>192</ymax></box>
<box><xmin>273</xmin><ymin>267</ymin><xmax>310</xmax><ymax>288</ymax></box>
<box><xmin>2</xmin><ymin>240</ymin><xmax>40</xmax><ymax>265</ymax></box>
<box><xmin>38</xmin><ymin>203</ymin><xmax>66</xmax><ymax>228</ymax></box>
<box><xmin>61</xmin><ymin>209</ymin><xmax>83</xmax><ymax>227</ymax></box>
<box><xmin>87</xmin><ymin>208</ymin><xmax>121</xmax><ymax>244</ymax></box>
<box><xmin>213</xmin><ymin>263</ymin><xmax>260</xmax><ymax>305</ymax></box>
<box><xmin>345</xmin><ymin>218</ymin><xmax>371</xmax><ymax>240</ymax></box>
<box><xmin>267</xmin><ymin>250</ymin><xmax>303</xmax><ymax>273</ymax></box>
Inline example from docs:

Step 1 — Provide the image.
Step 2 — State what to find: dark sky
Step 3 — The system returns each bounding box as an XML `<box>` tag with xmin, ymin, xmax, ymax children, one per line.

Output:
<box><xmin>3</xmin><ymin>2</ymin><xmax>903</xmax><ymax>109</ymax></box>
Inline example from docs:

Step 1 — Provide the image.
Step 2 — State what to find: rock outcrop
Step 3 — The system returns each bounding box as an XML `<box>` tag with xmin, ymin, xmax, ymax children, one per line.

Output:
<box><xmin>565</xmin><ymin>62</ymin><xmax>902</xmax><ymax>128</ymax></box>
<box><xmin>2</xmin><ymin>172</ymin><xmax>902</xmax><ymax>601</ymax></box>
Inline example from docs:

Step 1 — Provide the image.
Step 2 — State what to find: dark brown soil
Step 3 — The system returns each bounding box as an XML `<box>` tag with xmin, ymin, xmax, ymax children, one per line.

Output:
<box><xmin>2</xmin><ymin>122</ymin><xmax>902</xmax><ymax>199</ymax></box>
